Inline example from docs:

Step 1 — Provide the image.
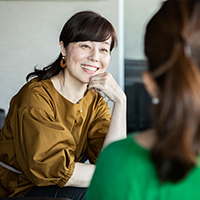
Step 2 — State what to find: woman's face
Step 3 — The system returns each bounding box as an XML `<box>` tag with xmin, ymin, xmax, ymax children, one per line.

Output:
<box><xmin>62</xmin><ymin>37</ymin><xmax>111</xmax><ymax>85</ymax></box>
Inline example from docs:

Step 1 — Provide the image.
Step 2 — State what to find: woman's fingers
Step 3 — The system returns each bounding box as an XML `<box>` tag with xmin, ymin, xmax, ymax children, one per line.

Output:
<box><xmin>88</xmin><ymin>72</ymin><xmax>112</xmax><ymax>92</ymax></box>
<box><xmin>88</xmin><ymin>72</ymin><xmax>124</xmax><ymax>102</ymax></box>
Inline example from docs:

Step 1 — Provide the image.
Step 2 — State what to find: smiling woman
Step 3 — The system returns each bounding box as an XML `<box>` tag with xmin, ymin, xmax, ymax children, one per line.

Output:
<box><xmin>58</xmin><ymin>39</ymin><xmax>111</xmax><ymax>86</ymax></box>
<box><xmin>0</xmin><ymin>11</ymin><xmax>127</xmax><ymax>199</ymax></box>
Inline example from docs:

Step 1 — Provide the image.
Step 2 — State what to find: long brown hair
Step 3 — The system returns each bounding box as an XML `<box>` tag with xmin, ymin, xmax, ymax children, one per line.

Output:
<box><xmin>26</xmin><ymin>11</ymin><xmax>117</xmax><ymax>81</ymax></box>
<box><xmin>144</xmin><ymin>0</ymin><xmax>200</xmax><ymax>182</ymax></box>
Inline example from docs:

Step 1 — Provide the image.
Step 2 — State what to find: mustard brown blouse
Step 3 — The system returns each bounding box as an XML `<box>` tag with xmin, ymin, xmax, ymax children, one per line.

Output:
<box><xmin>0</xmin><ymin>78</ymin><xmax>111</xmax><ymax>197</ymax></box>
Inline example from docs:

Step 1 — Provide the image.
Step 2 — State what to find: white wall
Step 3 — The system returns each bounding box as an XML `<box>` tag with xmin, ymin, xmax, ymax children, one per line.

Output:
<box><xmin>124</xmin><ymin>0</ymin><xmax>163</xmax><ymax>59</ymax></box>
<box><xmin>0</xmin><ymin>0</ymin><xmax>123</xmax><ymax>113</ymax></box>
<box><xmin>0</xmin><ymin>0</ymin><xmax>165</xmax><ymax>113</ymax></box>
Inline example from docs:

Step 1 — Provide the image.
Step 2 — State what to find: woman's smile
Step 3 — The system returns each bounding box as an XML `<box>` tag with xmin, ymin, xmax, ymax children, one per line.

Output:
<box><xmin>81</xmin><ymin>64</ymin><xmax>99</xmax><ymax>74</ymax></box>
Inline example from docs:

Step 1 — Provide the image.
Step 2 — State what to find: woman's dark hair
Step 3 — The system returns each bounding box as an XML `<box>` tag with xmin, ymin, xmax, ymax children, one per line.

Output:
<box><xmin>144</xmin><ymin>0</ymin><xmax>200</xmax><ymax>183</ymax></box>
<box><xmin>26</xmin><ymin>11</ymin><xmax>117</xmax><ymax>81</ymax></box>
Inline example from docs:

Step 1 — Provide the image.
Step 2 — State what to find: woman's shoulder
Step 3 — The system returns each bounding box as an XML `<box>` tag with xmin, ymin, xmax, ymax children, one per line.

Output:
<box><xmin>16</xmin><ymin>78</ymin><xmax>52</xmax><ymax>94</ymax></box>
<box><xmin>26</xmin><ymin>77</ymin><xmax>53</xmax><ymax>91</ymax></box>
<box><xmin>104</xmin><ymin>133</ymin><xmax>142</xmax><ymax>148</ymax></box>
<box><xmin>19</xmin><ymin>78</ymin><xmax>51</xmax><ymax>98</ymax></box>
<box><xmin>10</xmin><ymin>78</ymin><xmax>55</xmax><ymax>109</ymax></box>
<box><xmin>101</xmin><ymin>134</ymin><xmax>140</xmax><ymax>156</ymax></box>
<box><xmin>98</xmin><ymin>133</ymin><xmax>151</xmax><ymax>166</ymax></box>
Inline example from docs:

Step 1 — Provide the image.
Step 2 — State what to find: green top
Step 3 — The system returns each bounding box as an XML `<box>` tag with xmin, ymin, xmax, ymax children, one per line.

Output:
<box><xmin>86</xmin><ymin>133</ymin><xmax>200</xmax><ymax>200</ymax></box>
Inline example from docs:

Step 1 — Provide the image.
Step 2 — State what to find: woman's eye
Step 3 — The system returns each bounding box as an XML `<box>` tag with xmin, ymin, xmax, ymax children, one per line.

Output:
<box><xmin>100</xmin><ymin>48</ymin><xmax>109</xmax><ymax>53</ymax></box>
<box><xmin>81</xmin><ymin>44</ymin><xmax>90</xmax><ymax>48</ymax></box>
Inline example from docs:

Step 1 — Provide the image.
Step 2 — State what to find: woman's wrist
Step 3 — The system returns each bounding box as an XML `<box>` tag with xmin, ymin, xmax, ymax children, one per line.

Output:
<box><xmin>113</xmin><ymin>91</ymin><xmax>127</xmax><ymax>105</ymax></box>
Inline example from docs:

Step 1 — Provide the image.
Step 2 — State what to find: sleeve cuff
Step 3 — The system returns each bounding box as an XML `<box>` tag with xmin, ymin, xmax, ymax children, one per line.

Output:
<box><xmin>56</xmin><ymin>162</ymin><xmax>75</xmax><ymax>187</ymax></box>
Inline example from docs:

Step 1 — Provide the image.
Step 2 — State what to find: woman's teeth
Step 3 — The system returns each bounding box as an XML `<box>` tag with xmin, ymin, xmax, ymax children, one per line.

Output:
<box><xmin>81</xmin><ymin>65</ymin><xmax>98</xmax><ymax>72</ymax></box>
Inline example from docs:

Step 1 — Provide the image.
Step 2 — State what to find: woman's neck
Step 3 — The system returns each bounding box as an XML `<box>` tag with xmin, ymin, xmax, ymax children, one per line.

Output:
<box><xmin>51</xmin><ymin>74</ymin><xmax>87</xmax><ymax>104</ymax></box>
<box><xmin>133</xmin><ymin>128</ymin><xmax>157</xmax><ymax>150</ymax></box>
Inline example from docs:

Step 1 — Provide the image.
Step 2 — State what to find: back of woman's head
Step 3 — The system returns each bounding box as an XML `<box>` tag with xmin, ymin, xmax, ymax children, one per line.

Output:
<box><xmin>26</xmin><ymin>11</ymin><xmax>117</xmax><ymax>81</ymax></box>
<box><xmin>144</xmin><ymin>0</ymin><xmax>200</xmax><ymax>183</ymax></box>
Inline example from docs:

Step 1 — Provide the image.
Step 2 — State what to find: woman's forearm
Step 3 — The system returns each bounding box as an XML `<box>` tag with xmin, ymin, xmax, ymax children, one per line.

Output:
<box><xmin>87</xmin><ymin>72</ymin><xmax>127</xmax><ymax>149</ymax></box>
<box><xmin>64</xmin><ymin>162</ymin><xmax>95</xmax><ymax>188</ymax></box>
<box><xmin>103</xmin><ymin>93</ymin><xmax>127</xmax><ymax>148</ymax></box>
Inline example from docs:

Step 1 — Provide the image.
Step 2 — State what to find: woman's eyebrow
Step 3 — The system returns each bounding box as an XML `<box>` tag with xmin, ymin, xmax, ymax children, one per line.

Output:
<box><xmin>104</xmin><ymin>41</ymin><xmax>111</xmax><ymax>46</ymax></box>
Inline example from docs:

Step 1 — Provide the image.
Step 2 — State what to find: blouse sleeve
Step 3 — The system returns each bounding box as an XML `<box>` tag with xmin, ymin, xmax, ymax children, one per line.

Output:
<box><xmin>86</xmin><ymin>97</ymin><xmax>111</xmax><ymax>164</ymax></box>
<box><xmin>14</xmin><ymin>106</ymin><xmax>75</xmax><ymax>187</ymax></box>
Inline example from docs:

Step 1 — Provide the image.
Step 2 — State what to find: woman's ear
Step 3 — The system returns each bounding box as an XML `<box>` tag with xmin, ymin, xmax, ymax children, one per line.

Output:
<box><xmin>142</xmin><ymin>70</ymin><xmax>159</xmax><ymax>98</ymax></box>
<box><xmin>60</xmin><ymin>41</ymin><xmax>67</xmax><ymax>57</ymax></box>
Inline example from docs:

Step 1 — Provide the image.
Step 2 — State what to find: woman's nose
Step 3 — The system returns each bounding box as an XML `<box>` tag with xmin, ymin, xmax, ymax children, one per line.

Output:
<box><xmin>88</xmin><ymin>49</ymin><xmax>99</xmax><ymax>62</ymax></box>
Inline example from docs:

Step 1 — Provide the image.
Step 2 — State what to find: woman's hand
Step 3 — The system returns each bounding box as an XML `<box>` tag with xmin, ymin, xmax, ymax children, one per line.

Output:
<box><xmin>88</xmin><ymin>72</ymin><xmax>126</xmax><ymax>104</ymax></box>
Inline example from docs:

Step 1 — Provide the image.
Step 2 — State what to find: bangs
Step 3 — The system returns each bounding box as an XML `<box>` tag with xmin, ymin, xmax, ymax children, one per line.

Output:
<box><xmin>72</xmin><ymin>18</ymin><xmax>113</xmax><ymax>41</ymax></box>
<box><xmin>61</xmin><ymin>11</ymin><xmax>117</xmax><ymax>51</ymax></box>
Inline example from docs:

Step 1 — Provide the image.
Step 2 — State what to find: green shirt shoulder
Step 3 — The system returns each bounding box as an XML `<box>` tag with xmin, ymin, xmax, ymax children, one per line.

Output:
<box><xmin>86</xmin><ymin>134</ymin><xmax>200</xmax><ymax>200</ymax></box>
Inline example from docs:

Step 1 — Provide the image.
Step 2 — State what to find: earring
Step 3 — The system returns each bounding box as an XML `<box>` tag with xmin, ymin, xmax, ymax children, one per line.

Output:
<box><xmin>60</xmin><ymin>56</ymin><xmax>66</xmax><ymax>68</ymax></box>
<box><xmin>152</xmin><ymin>97</ymin><xmax>159</xmax><ymax>104</ymax></box>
